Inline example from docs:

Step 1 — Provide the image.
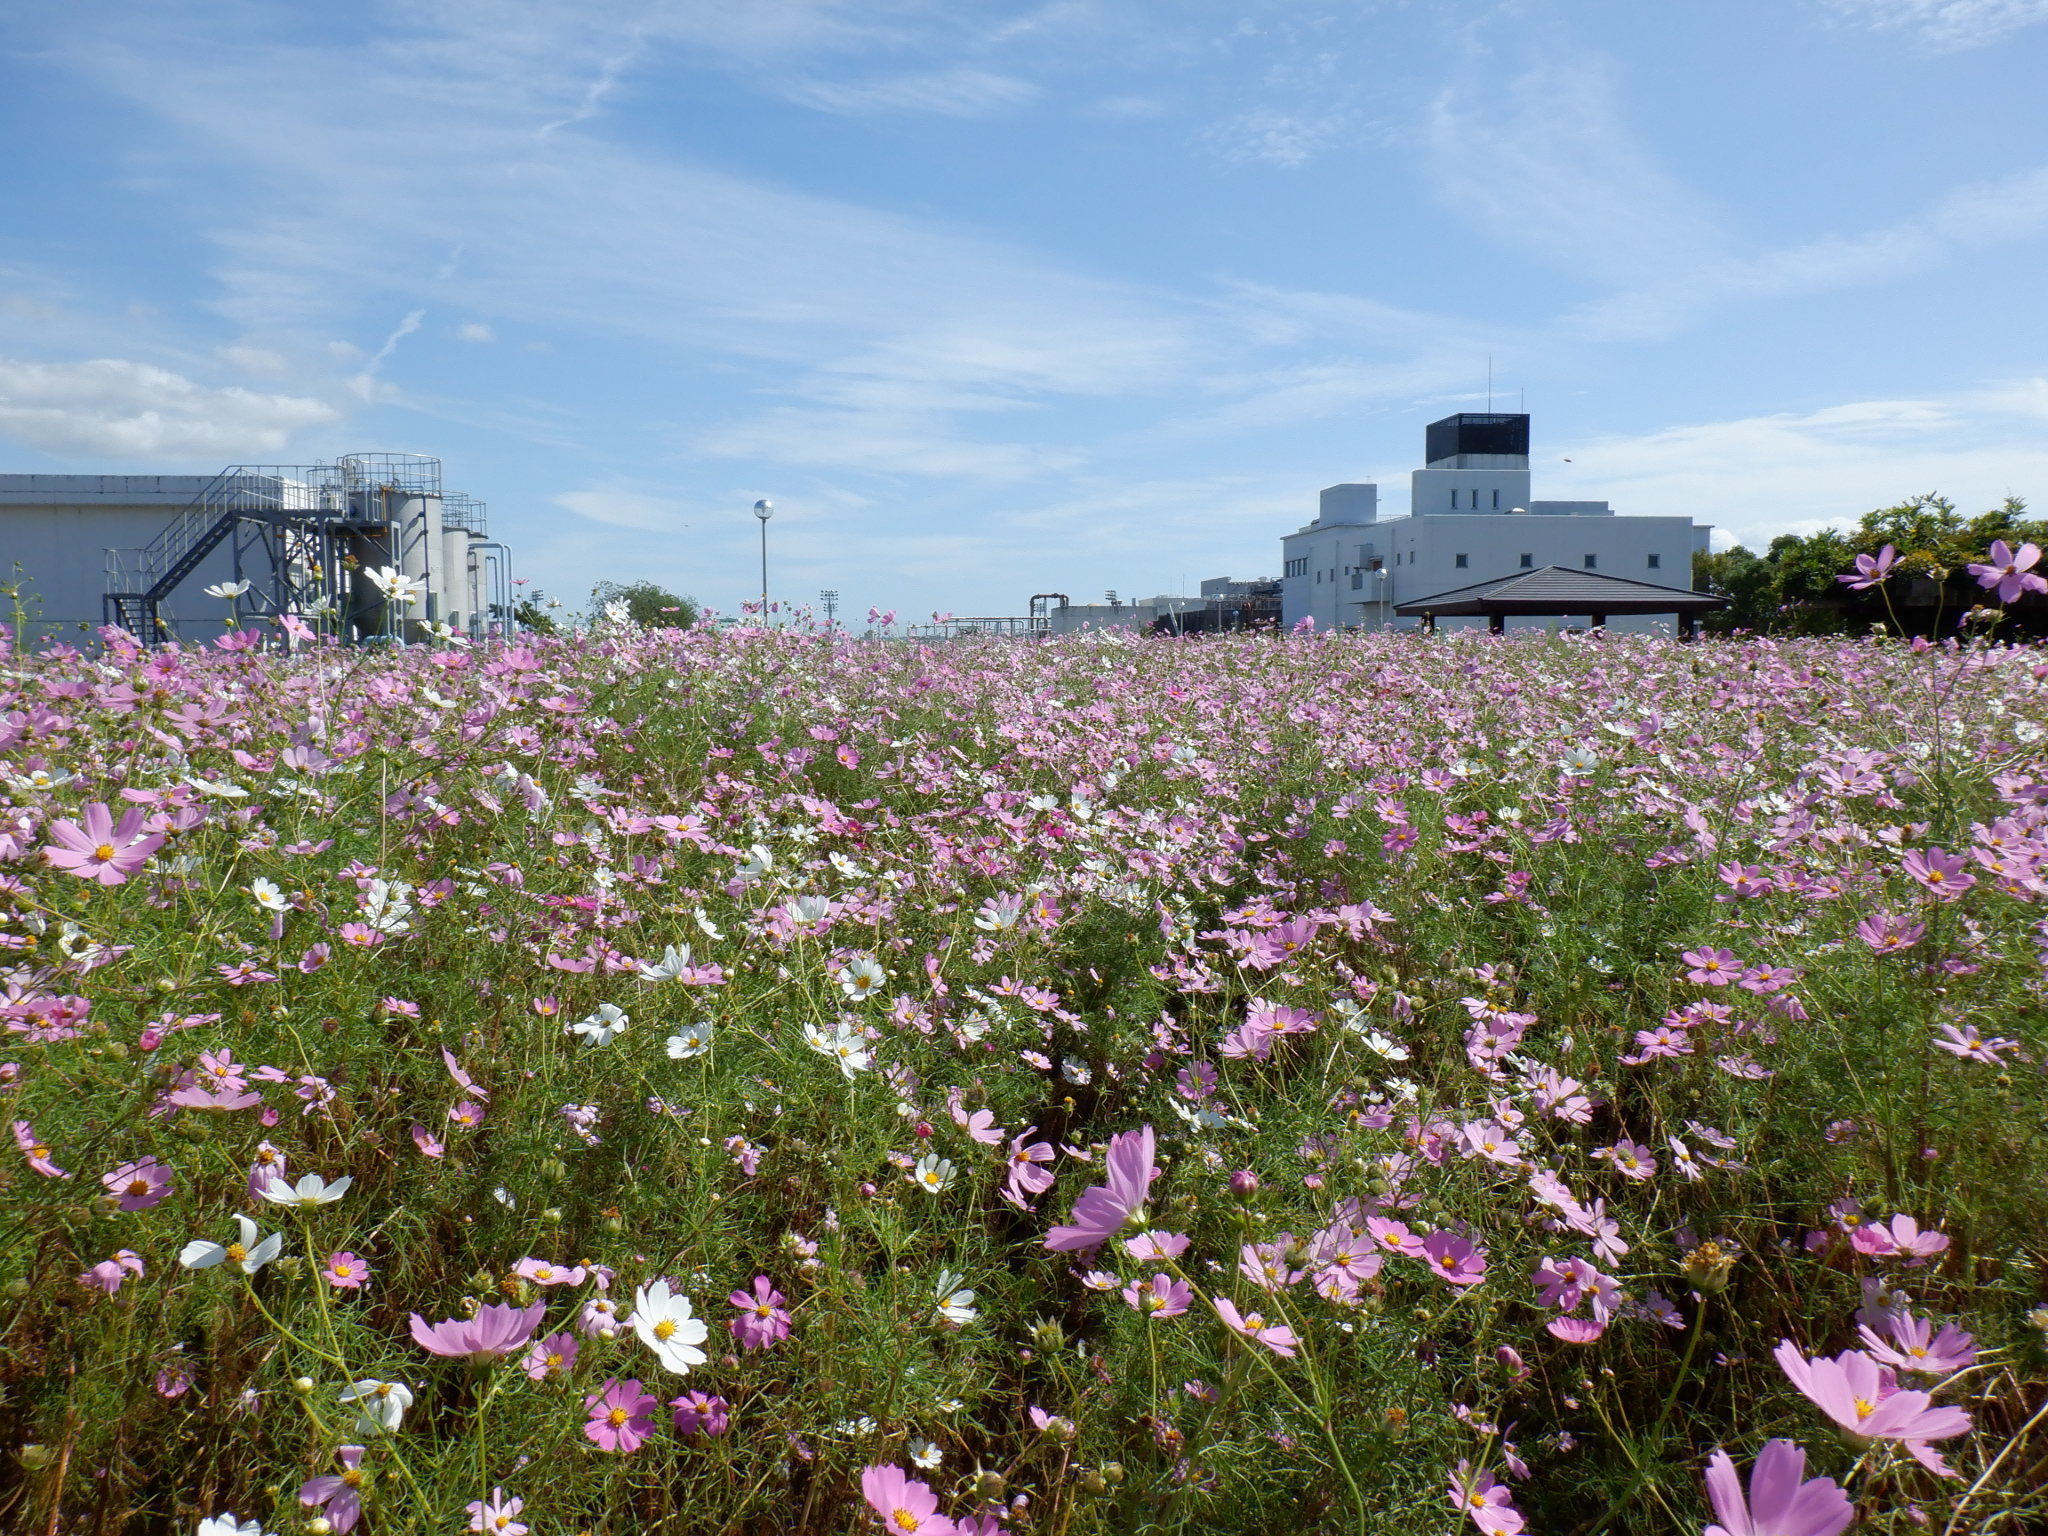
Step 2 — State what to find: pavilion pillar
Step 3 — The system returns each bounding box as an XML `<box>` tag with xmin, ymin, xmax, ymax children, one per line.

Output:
<box><xmin>1488</xmin><ymin>612</ymin><xmax>1504</xmax><ymax>635</ymax></box>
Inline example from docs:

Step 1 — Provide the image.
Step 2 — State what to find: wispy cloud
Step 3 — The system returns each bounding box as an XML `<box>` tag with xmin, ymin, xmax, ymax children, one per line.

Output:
<box><xmin>1548</xmin><ymin>384</ymin><xmax>2048</xmax><ymax>549</ymax></box>
<box><xmin>555</xmin><ymin>488</ymin><xmax>694</xmax><ymax>533</ymax></box>
<box><xmin>782</xmin><ymin>66</ymin><xmax>1039</xmax><ymax>115</ymax></box>
<box><xmin>1201</xmin><ymin>106</ymin><xmax>1358</xmax><ymax>168</ymax></box>
<box><xmin>0</xmin><ymin>356</ymin><xmax>336</xmax><ymax>459</ymax></box>
<box><xmin>1819</xmin><ymin>0</ymin><xmax>2048</xmax><ymax>49</ymax></box>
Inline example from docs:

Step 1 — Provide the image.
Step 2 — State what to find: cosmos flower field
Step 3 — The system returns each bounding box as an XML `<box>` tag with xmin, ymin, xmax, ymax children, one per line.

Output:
<box><xmin>3</xmin><ymin>617</ymin><xmax>2047</xmax><ymax>1535</ymax></box>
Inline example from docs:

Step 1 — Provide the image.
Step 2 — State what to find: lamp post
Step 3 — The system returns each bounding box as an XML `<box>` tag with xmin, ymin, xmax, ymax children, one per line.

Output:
<box><xmin>752</xmin><ymin>499</ymin><xmax>774</xmax><ymax>617</ymax></box>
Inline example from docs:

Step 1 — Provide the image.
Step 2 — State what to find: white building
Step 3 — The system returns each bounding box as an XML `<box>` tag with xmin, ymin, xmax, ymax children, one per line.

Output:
<box><xmin>1281</xmin><ymin>413</ymin><xmax>1711</xmax><ymax>632</ymax></box>
<box><xmin>0</xmin><ymin>452</ymin><xmax>514</xmax><ymax>644</ymax></box>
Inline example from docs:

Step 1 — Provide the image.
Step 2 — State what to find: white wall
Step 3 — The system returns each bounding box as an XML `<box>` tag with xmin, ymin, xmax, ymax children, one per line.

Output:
<box><xmin>0</xmin><ymin>493</ymin><xmax>243</xmax><ymax>642</ymax></box>
<box><xmin>1409</xmin><ymin>467</ymin><xmax>1532</xmax><ymax>517</ymax></box>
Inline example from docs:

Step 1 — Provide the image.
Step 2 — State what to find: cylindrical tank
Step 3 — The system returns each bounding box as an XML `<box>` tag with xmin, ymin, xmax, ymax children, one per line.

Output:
<box><xmin>440</xmin><ymin>522</ymin><xmax>470</xmax><ymax>633</ymax></box>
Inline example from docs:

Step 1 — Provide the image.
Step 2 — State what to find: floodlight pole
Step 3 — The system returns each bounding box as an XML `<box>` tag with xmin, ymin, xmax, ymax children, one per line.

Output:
<box><xmin>753</xmin><ymin>499</ymin><xmax>774</xmax><ymax>617</ymax></box>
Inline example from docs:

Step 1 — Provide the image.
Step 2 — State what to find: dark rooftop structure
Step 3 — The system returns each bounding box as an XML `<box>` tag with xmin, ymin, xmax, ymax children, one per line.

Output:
<box><xmin>1424</xmin><ymin>412</ymin><xmax>1530</xmax><ymax>467</ymax></box>
<box><xmin>1394</xmin><ymin>565</ymin><xmax>1727</xmax><ymax>637</ymax></box>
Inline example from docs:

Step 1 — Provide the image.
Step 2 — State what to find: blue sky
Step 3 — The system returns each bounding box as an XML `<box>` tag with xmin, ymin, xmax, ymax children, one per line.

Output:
<box><xmin>4</xmin><ymin>0</ymin><xmax>2047</xmax><ymax>620</ymax></box>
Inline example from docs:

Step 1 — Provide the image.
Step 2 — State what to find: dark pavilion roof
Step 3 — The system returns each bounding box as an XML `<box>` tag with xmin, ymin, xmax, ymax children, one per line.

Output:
<box><xmin>1393</xmin><ymin>565</ymin><xmax>1728</xmax><ymax>617</ymax></box>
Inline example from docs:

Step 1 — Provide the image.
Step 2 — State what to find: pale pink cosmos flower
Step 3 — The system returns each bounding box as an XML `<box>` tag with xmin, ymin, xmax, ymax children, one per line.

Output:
<box><xmin>513</xmin><ymin>1257</ymin><xmax>586</xmax><ymax>1288</ymax></box>
<box><xmin>1423</xmin><ymin>1231</ymin><xmax>1488</xmax><ymax>1287</ymax></box>
<box><xmin>15</xmin><ymin>1121</ymin><xmax>70</xmax><ymax>1179</ymax></box>
<box><xmin>584</xmin><ymin>1377</ymin><xmax>657</xmax><ymax>1453</ymax></box>
<box><xmin>1702</xmin><ymin>1439</ymin><xmax>1852</xmax><ymax>1536</ymax></box>
<box><xmin>1449</xmin><ymin>1460</ymin><xmax>1526</xmax><ymax>1534</ymax></box>
<box><xmin>323</xmin><ymin>1251</ymin><xmax>371</xmax><ymax>1290</ymax></box>
<box><xmin>1902</xmin><ymin>847</ymin><xmax>1975</xmax><ymax>900</ymax></box>
<box><xmin>1773</xmin><ymin>1341</ymin><xmax>1970</xmax><ymax>1471</ymax></box>
<box><xmin>410</xmin><ymin>1301</ymin><xmax>545</xmax><ymax>1361</ymax></box>
<box><xmin>1682</xmin><ymin>948</ymin><xmax>1741</xmax><ymax>986</ymax></box>
<box><xmin>1967</xmin><ymin>539</ymin><xmax>2047</xmax><ymax>603</ymax></box>
<box><xmin>1123</xmin><ymin>1230</ymin><xmax>1190</xmax><ymax>1262</ymax></box>
<box><xmin>1213</xmin><ymin>1297</ymin><xmax>1298</xmax><ymax>1357</ymax></box>
<box><xmin>102</xmin><ymin>1157</ymin><xmax>174</xmax><ymax>1211</ymax></box>
<box><xmin>411</xmin><ymin>1123</ymin><xmax>445</xmax><ymax>1159</ymax></box>
<box><xmin>79</xmin><ymin>1250</ymin><xmax>144</xmax><ymax>1294</ymax></box>
<box><xmin>41</xmin><ymin>802</ymin><xmax>165</xmax><ymax>885</ymax></box>
<box><xmin>299</xmin><ymin>1445</ymin><xmax>368</xmax><ymax>1533</ymax></box>
<box><xmin>1849</xmin><ymin>1213</ymin><xmax>1950</xmax><ymax>1263</ymax></box>
<box><xmin>1858</xmin><ymin>1311</ymin><xmax>1976</xmax><ymax>1377</ymax></box>
<box><xmin>1546</xmin><ymin>1317</ymin><xmax>1607</xmax><ymax>1344</ymax></box>
<box><xmin>465</xmin><ymin>1487</ymin><xmax>528</xmax><ymax>1535</ymax></box>
<box><xmin>1837</xmin><ymin>544</ymin><xmax>1898</xmax><ymax>591</ymax></box>
<box><xmin>1933</xmin><ymin>1021</ymin><xmax>2016</xmax><ymax>1064</ymax></box>
<box><xmin>520</xmin><ymin>1330</ymin><xmax>579</xmax><ymax>1382</ymax></box>
<box><xmin>1044</xmin><ymin>1124</ymin><xmax>1155</xmax><ymax>1252</ymax></box>
<box><xmin>1123</xmin><ymin>1273</ymin><xmax>1193</xmax><ymax>1319</ymax></box>
<box><xmin>859</xmin><ymin>1464</ymin><xmax>955</xmax><ymax>1535</ymax></box>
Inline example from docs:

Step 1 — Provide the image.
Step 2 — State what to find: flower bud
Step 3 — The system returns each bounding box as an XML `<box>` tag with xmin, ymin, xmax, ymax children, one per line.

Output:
<box><xmin>293</xmin><ymin>1377</ymin><xmax>316</xmax><ymax>1396</ymax></box>
<box><xmin>1076</xmin><ymin>1469</ymin><xmax>1108</xmax><ymax>1496</ymax></box>
<box><xmin>1229</xmin><ymin>1169</ymin><xmax>1259</xmax><ymax>1199</ymax></box>
<box><xmin>18</xmin><ymin>1444</ymin><xmax>52</xmax><ymax>1470</ymax></box>
<box><xmin>1101</xmin><ymin>1462</ymin><xmax>1125</xmax><ymax>1487</ymax></box>
<box><xmin>1682</xmin><ymin>1241</ymin><xmax>1736</xmax><ymax>1294</ymax></box>
<box><xmin>973</xmin><ymin>1471</ymin><xmax>1007</xmax><ymax>1501</ymax></box>
<box><xmin>309</xmin><ymin>1519</ymin><xmax>333</xmax><ymax>1535</ymax></box>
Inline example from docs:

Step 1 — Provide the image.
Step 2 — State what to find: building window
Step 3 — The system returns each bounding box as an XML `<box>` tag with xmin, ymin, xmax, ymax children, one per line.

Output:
<box><xmin>1519</xmin><ymin>553</ymin><xmax>1534</xmax><ymax>569</ymax></box>
<box><xmin>1455</xmin><ymin>553</ymin><xmax>1469</xmax><ymax>568</ymax></box>
<box><xmin>1647</xmin><ymin>553</ymin><xmax>1662</xmax><ymax>569</ymax></box>
<box><xmin>1351</xmin><ymin>572</ymin><xmax>1363</xmax><ymax>590</ymax></box>
<box><xmin>1316</xmin><ymin>569</ymin><xmax>1322</xmax><ymax>583</ymax></box>
<box><xmin>1450</xmin><ymin>490</ymin><xmax>1459</xmax><ymax>509</ymax></box>
<box><xmin>1583</xmin><ymin>554</ymin><xmax>1597</xmax><ymax>570</ymax></box>
<box><xmin>1492</xmin><ymin>490</ymin><xmax>1500</xmax><ymax>509</ymax></box>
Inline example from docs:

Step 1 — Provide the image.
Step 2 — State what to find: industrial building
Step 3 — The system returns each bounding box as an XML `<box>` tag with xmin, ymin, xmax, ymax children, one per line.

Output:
<box><xmin>0</xmin><ymin>452</ymin><xmax>514</xmax><ymax>644</ymax></box>
<box><xmin>1281</xmin><ymin>413</ymin><xmax>1713</xmax><ymax>632</ymax></box>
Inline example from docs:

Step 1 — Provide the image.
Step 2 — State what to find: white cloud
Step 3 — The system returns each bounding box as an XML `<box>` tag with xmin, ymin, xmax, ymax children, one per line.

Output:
<box><xmin>1820</xmin><ymin>0</ymin><xmax>2048</xmax><ymax>48</ymax></box>
<box><xmin>782</xmin><ymin>66</ymin><xmax>1040</xmax><ymax>115</ymax></box>
<box><xmin>1424</xmin><ymin>55</ymin><xmax>1728</xmax><ymax>287</ymax></box>
<box><xmin>1202</xmin><ymin>106</ymin><xmax>1355</xmax><ymax>169</ymax></box>
<box><xmin>455</xmin><ymin>322</ymin><xmax>496</xmax><ymax>343</ymax></box>
<box><xmin>556</xmin><ymin>488</ymin><xmax>694</xmax><ymax>532</ymax></box>
<box><xmin>1548</xmin><ymin>384</ymin><xmax>2048</xmax><ymax>550</ymax></box>
<box><xmin>0</xmin><ymin>356</ymin><xmax>337</xmax><ymax>459</ymax></box>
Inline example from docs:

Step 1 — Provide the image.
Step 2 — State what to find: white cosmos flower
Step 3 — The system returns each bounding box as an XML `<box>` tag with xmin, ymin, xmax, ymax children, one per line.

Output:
<box><xmin>186</xmin><ymin>775</ymin><xmax>250</xmax><ymax>798</ymax></box>
<box><xmin>933</xmin><ymin>1270</ymin><xmax>978</xmax><ymax>1327</ymax></box>
<box><xmin>804</xmin><ymin>1022</ymin><xmax>870</xmax><ymax>1079</ymax></box>
<box><xmin>201</xmin><ymin>580</ymin><xmax>253</xmax><ymax>600</ymax></box>
<box><xmin>910</xmin><ymin>1154</ymin><xmax>956</xmax><ymax>1195</ymax></box>
<box><xmin>838</xmin><ymin>957</ymin><xmax>887</xmax><ymax>1002</ymax></box>
<box><xmin>693</xmin><ymin>909</ymin><xmax>724</xmax><ymax>940</ymax></box>
<box><xmin>259</xmin><ymin>1172</ymin><xmax>353</xmax><ymax>1208</ymax></box>
<box><xmin>1362</xmin><ymin>1031</ymin><xmax>1410</xmax><ymax>1062</ymax></box>
<box><xmin>786</xmin><ymin>895</ymin><xmax>834</xmax><ymax>929</ymax></box>
<box><xmin>180</xmin><ymin>1213</ymin><xmax>283</xmax><ymax>1273</ymax></box>
<box><xmin>734</xmin><ymin>844</ymin><xmax>773</xmax><ymax>881</ymax></box>
<box><xmin>666</xmin><ymin>1022</ymin><xmax>714</xmax><ymax>1060</ymax></box>
<box><xmin>630</xmin><ymin>1279</ymin><xmax>709</xmax><ymax>1375</ymax></box>
<box><xmin>828</xmin><ymin>852</ymin><xmax>867</xmax><ymax>879</ymax></box>
<box><xmin>196</xmin><ymin>1513</ymin><xmax>270</xmax><ymax>1536</ymax></box>
<box><xmin>569</xmin><ymin>1003</ymin><xmax>629</xmax><ymax>1046</ymax></box>
<box><xmin>363</xmin><ymin>566</ymin><xmax>426</xmax><ymax>607</ymax></box>
<box><xmin>909</xmin><ymin>1438</ymin><xmax>943</xmax><ymax>1470</ymax></box>
<box><xmin>637</xmin><ymin>943</ymin><xmax>693</xmax><ymax>981</ymax></box>
<box><xmin>338</xmin><ymin>1378</ymin><xmax>413</xmax><ymax>1435</ymax></box>
<box><xmin>248</xmin><ymin>878</ymin><xmax>289</xmax><ymax>914</ymax></box>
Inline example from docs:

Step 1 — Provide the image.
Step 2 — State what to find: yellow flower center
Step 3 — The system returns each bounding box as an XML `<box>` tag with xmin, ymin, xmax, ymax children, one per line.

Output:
<box><xmin>608</xmin><ymin>1407</ymin><xmax>629</xmax><ymax>1427</ymax></box>
<box><xmin>654</xmin><ymin>1319</ymin><xmax>677</xmax><ymax>1341</ymax></box>
<box><xmin>1853</xmin><ymin>1397</ymin><xmax>1877</xmax><ymax>1421</ymax></box>
<box><xmin>93</xmin><ymin>844</ymin><xmax>117</xmax><ymax>862</ymax></box>
<box><xmin>892</xmin><ymin>1512</ymin><xmax>922</xmax><ymax>1533</ymax></box>
<box><xmin>31</xmin><ymin>1144</ymin><xmax>50</xmax><ymax>1160</ymax></box>
<box><xmin>755</xmin><ymin>1304</ymin><xmax>773</xmax><ymax>1318</ymax></box>
<box><xmin>1244</xmin><ymin>1313</ymin><xmax>1266</xmax><ymax>1330</ymax></box>
<box><xmin>225</xmin><ymin>1243</ymin><xmax>247</xmax><ymax>1263</ymax></box>
<box><xmin>545</xmin><ymin>1352</ymin><xmax>564</xmax><ymax>1369</ymax></box>
<box><xmin>342</xmin><ymin>1470</ymin><xmax>363</xmax><ymax>1488</ymax></box>
<box><xmin>127</xmin><ymin>1178</ymin><xmax>150</xmax><ymax>1197</ymax></box>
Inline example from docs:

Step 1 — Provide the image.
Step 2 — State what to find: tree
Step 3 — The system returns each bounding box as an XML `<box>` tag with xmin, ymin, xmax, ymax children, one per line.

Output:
<box><xmin>588</xmin><ymin>581</ymin><xmax>700</xmax><ymax>630</ymax></box>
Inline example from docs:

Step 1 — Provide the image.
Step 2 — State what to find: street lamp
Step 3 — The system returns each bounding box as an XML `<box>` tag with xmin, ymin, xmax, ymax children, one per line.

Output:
<box><xmin>752</xmin><ymin>499</ymin><xmax>773</xmax><ymax>616</ymax></box>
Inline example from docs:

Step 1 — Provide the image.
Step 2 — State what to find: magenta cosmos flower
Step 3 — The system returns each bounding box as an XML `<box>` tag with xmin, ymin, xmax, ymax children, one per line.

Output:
<box><xmin>298</xmin><ymin>1445</ymin><xmax>367</xmax><ymax>1533</ymax></box>
<box><xmin>323</xmin><ymin>1251</ymin><xmax>371</xmax><ymax>1290</ymax></box>
<box><xmin>466</xmin><ymin>1487</ymin><xmax>528</xmax><ymax>1535</ymax></box>
<box><xmin>1044</xmin><ymin>1125</ymin><xmax>1156</xmax><ymax>1252</ymax></box>
<box><xmin>859</xmin><ymin>1464</ymin><xmax>955</xmax><ymax>1535</ymax></box>
<box><xmin>1836</xmin><ymin>544</ymin><xmax>1897</xmax><ymax>591</ymax></box>
<box><xmin>1448</xmin><ymin>1460</ymin><xmax>1525</xmax><ymax>1535</ymax></box>
<box><xmin>410</xmin><ymin>1301</ymin><xmax>545</xmax><ymax>1362</ymax></box>
<box><xmin>41</xmin><ymin>802</ymin><xmax>165</xmax><ymax>885</ymax></box>
<box><xmin>102</xmin><ymin>1157</ymin><xmax>174</xmax><ymax>1211</ymax></box>
<box><xmin>1703</xmin><ymin>1440</ymin><xmax>1852</xmax><ymax>1536</ymax></box>
<box><xmin>584</xmin><ymin>1377</ymin><xmax>658</xmax><ymax>1453</ymax></box>
<box><xmin>1422</xmin><ymin>1231</ymin><xmax>1488</xmax><ymax>1286</ymax></box>
<box><xmin>15</xmin><ymin>1121</ymin><xmax>70</xmax><ymax>1179</ymax></box>
<box><xmin>671</xmin><ymin>1390</ymin><xmax>730</xmax><ymax>1436</ymax></box>
<box><xmin>1124</xmin><ymin>1273</ymin><xmax>1193</xmax><ymax>1319</ymax></box>
<box><xmin>728</xmin><ymin>1275</ymin><xmax>792</xmax><ymax>1351</ymax></box>
<box><xmin>1213</xmin><ymin>1297</ymin><xmax>1299</xmax><ymax>1357</ymax></box>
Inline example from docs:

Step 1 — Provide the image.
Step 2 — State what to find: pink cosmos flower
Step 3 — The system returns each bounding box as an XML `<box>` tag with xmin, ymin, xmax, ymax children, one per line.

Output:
<box><xmin>102</xmin><ymin>1156</ymin><xmax>174</xmax><ymax>1211</ymax></box>
<box><xmin>1213</xmin><ymin>1297</ymin><xmax>1299</xmax><ymax>1357</ymax></box>
<box><xmin>410</xmin><ymin>1301</ymin><xmax>546</xmax><ymax>1361</ymax></box>
<box><xmin>1836</xmin><ymin>544</ymin><xmax>1898</xmax><ymax>591</ymax></box>
<box><xmin>1967</xmin><ymin>539</ymin><xmax>2047</xmax><ymax>603</ymax></box>
<box><xmin>79</xmin><ymin>1250</ymin><xmax>144</xmax><ymax>1294</ymax></box>
<box><xmin>1365</xmin><ymin>1216</ymin><xmax>1428</xmax><ymax>1258</ymax></box>
<box><xmin>1422</xmin><ymin>1231</ymin><xmax>1488</xmax><ymax>1287</ymax></box>
<box><xmin>1773</xmin><ymin>1341</ymin><xmax>1971</xmax><ymax>1461</ymax></box>
<box><xmin>1124</xmin><ymin>1230</ymin><xmax>1191</xmax><ymax>1262</ymax></box>
<box><xmin>1546</xmin><ymin>1317</ymin><xmax>1607</xmax><ymax>1344</ymax></box>
<box><xmin>41</xmin><ymin>802</ymin><xmax>165</xmax><ymax>885</ymax></box>
<box><xmin>411</xmin><ymin>1123</ymin><xmax>446</xmax><ymax>1159</ymax></box>
<box><xmin>1449</xmin><ymin>1460</ymin><xmax>1526</xmax><ymax>1534</ymax></box>
<box><xmin>1702</xmin><ymin>1439</ymin><xmax>1852</xmax><ymax>1536</ymax></box>
<box><xmin>465</xmin><ymin>1487</ymin><xmax>528</xmax><ymax>1535</ymax></box>
<box><xmin>1682</xmin><ymin>948</ymin><xmax>1741</xmax><ymax>986</ymax></box>
<box><xmin>728</xmin><ymin>1275</ymin><xmax>792</xmax><ymax>1351</ymax></box>
<box><xmin>513</xmin><ymin>1257</ymin><xmax>586</xmax><ymax>1287</ymax></box>
<box><xmin>1123</xmin><ymin>1273</ymin><xmax>1193</xmax><ymax>1319</ymax></box>
<box><xmin>1598</xmin><ymin>1139</ymin><xmax>1658</xmax><ymax>1181</ymax></box>
<box><xmin>1902</xmin><ymin>847</ymin><xmax>1975</xmax><ymax>900</ymax></box>
<box><xmin>1849</xmin><ymin>1213</ymin><xmax>1950</xmax><ymax>1262</ymax></box>
<box><xmin>299</xmin><ymin>1445</ymin><xmax>367</xmax><ymax>1533</ymax></box>
<box><xmin>584</xmin><ymin>1377</ymin><xmax>657</xmax><ymax>1453</ymax></box>
<box><xmin>15</xmin><ymin>1121</ymin><xmax>70</xmax><ymax>1178</ymax></box>
<box><xmin>671</xmin><ymin>1390</ymin><xmax>731</xmax><ymax>1436</ymax></box>
<box><xmin>859</xmin><ymin>1464</ymin><xmax>955</xmax><ymax>1535</ymax></box>
<box><xmin>323</xmin><ymin>1251</ymin><xmax>371</xmax><ymax>1290</ymax></box>
<box><xmin>1857</xmin><ymin>1312</ymin><xmax>1976</xmax><ymax>1377</ymax></box>
<box><xmin>521</xmin><ymin>1330</ymin><xmax>580</xmax><ymax>1382</ymax></box>
<box><xmin>1044</xmin><ymin>1124</ymin><xmax>1156</xmax><ymax>1252</ymax></box>
<box><xmin>1933</xmin><ymin>1021</ymin><xmax>2017</xmax><ymax>1064</ymax></box>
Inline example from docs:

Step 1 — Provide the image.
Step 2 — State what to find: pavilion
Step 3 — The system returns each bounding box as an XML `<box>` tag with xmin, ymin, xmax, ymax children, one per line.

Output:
<box><xmin>1394</xmin><ymin>565</ymin><xmax>1727</xmax><ymax>638</ymax></box>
